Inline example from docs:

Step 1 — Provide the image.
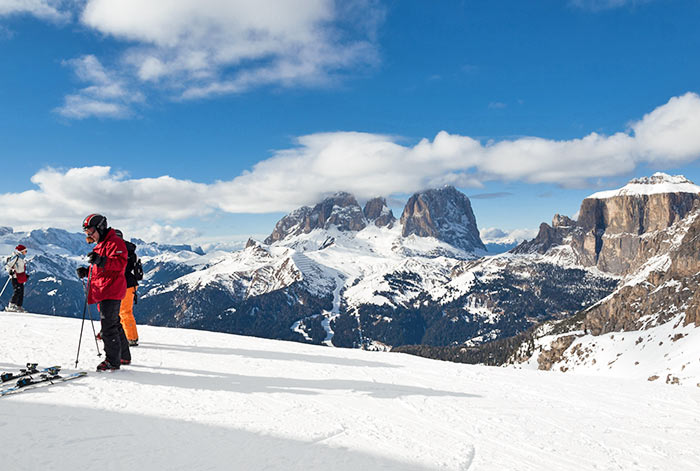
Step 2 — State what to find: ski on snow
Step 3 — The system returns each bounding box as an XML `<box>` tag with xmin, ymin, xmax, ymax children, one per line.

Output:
<box><xmin>0</xmin><ymin>370</ymin><xmax>88</xmax><ymax>397</ymax></box>
<box><xmin>1</xmin><ymin>363</ymin><xmax>61</xmax><ymax>383</ymax></box>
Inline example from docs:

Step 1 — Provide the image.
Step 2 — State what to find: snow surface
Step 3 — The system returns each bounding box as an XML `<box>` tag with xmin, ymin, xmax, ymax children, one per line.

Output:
<box><xmin>521</xmin><ymin>313</ymin><xmax>700</xmax><ymax>385</ymax></box>
<box><xmin>588</xmin><ymin>172</ymin><xmax>700</xmax><ymax>199</ymax></box>
<box><xmin>1</xmin><ymin>312</ymin><xmax>699</xmax><ymax>470</ymax></box>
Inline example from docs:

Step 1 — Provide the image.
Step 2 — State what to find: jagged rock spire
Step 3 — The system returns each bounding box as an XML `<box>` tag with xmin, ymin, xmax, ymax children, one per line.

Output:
<box><xmin>265</xmin><ymin>192</ymin><xmax>366</xmax><ymax>244</ymax></box>
<box><xmin>400</xmin><ymin>186</ymin><xmax>485</xmax><ymax>252</ymax></box>
<box><xmin>363</xmin><ymin>197</ymin><xmax>396</xmax><ymax>228</ymax></box>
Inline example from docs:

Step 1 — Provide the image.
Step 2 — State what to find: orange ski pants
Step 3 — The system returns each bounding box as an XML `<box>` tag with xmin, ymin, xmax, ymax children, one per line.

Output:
<box><xmin>119</xmin><ymin>286</ymin><xmax>139</xmax><ymax>341</ymax></box>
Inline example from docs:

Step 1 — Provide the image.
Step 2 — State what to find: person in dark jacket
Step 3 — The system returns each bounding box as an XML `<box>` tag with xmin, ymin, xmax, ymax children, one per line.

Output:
<box><xmin>114</xmin><ymin>229</ymin><xmax>139</xmax><ymax>346</ymax></box>
<box><xmin>76</xmin><ymin>214</ymin><xmax>131</xmax><ymax>371</ymax></box>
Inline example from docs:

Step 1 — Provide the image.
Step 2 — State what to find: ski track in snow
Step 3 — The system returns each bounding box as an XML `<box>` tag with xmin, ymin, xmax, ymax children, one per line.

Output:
<box><xmin>1</xmin><ymin>312</ymin><xmax>699</xmax><ymax>471</ymax></box>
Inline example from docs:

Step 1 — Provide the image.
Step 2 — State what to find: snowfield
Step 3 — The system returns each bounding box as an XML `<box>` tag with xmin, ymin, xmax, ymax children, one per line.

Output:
<box><xmin>519</xmin><ymin>314</ymin><xmax>700</xmax><ymax>385</ymax></box>
<box><xmin>1</xmin><ymin>312</ymin><xmax>699</xmax><ymax>471</ymax></box>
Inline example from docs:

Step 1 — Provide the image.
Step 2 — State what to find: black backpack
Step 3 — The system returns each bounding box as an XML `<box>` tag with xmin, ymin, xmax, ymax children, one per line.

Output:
<box><xmin>133</xmin><ymin>257</ymin><xmax>144</xmax><ymax>281</ymax></box>
<box><xmin>124</xmin><ymin>240</ymin><xmax>144</xmax><ymax>283</ymax></box>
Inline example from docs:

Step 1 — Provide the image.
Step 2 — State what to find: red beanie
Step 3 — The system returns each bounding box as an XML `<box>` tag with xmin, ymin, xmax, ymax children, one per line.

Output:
<box><xmin>15</xmin><ymin>244</ymin><xmax>26</xmax><ymax>252</ymax></box>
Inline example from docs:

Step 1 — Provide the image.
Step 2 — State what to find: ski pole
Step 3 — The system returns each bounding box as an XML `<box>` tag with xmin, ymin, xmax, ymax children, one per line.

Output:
<box><xmin>0</xmin><ymin>275</ymin><xmax>10</xmax><ymax>300</ymax></box>
<box><xmin>83</xmin><ymin>276</ymin><xmax>101</xmax><ymax>357</ymax></box>
<box><xmin>74</xmin><ymin>270</ymin><xmax>92</xmax><ymax>367</ymax></box>
<box><xmin>1</xmin><ymin>255</ymin><xmax>19</xmax><ymax>301</ymax></box>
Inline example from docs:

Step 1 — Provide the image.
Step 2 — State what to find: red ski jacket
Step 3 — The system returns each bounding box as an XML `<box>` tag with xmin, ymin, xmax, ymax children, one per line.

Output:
<box><xmin>88</xmin><ymin>228</ymin><xmax>127</xmax><ymax>304</ymax></box>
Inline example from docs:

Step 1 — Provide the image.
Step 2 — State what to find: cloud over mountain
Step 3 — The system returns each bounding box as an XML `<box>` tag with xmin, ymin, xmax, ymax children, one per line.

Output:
<box><xmin>2</xmin><ymin>93</ymin><xmax>700</xmax><ymax>242</ymax></box>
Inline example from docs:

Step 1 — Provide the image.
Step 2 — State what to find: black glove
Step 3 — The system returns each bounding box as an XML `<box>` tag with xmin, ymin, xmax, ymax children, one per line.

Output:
<box><xmin>87</xmin><ymin>251</ymin><xmax>106</xmax><ymax>267</ymax></box>
<box><xmin>76</xmin><ymin>266</ymin><xmax>89</xmax><ymax>278</ymax></box>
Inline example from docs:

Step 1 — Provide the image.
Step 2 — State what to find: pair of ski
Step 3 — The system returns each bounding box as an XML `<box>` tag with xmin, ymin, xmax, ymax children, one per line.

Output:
<box><xmin>0</xmin><ymin>363</ymin><xmax>87</xmax><ymax>397</ymax></box>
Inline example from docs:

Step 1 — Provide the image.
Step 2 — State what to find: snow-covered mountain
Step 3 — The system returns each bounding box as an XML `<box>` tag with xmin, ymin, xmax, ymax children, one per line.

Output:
<box><xmin>1</xmin><ymin>227</ymin><xmax>94</xmax><ymax>316</ymax></box>
<box><xmin>407</xmin><ymin>172</ymin><xmax>700</xmax><ymax>385</ymax></box>
<box><xmin>265</xmin><ymin>192</ymin><xmax>389</xmax><ymax>244</ymax></box>
<box><xmin>1</xmin><ymin>311</ymin><xmax>697</xmax><ymax>471</ymax></box>
<box><xmin>3</xmin><ymin>174</ymin><xmax>700</xmax><ymax>386</ymax></box>
<box><xmin>400</xmin><ymin>186</ymin><xmax>486</xmax><ymax>252</ymax></box>
<box><xmin>514</xmin><ymin>172</ymin><xmax>700</xmax><ymax>274</ymax></box>
<box><xmin>134</xmin><ymin>185</ymin><xmax>617</xmax><ymax>349</ymax></box>
<box><xmin>0</xmin><ymin>184</ymin><xmax>619</xmax><ymax>350</ymax></box>
<box><xmin>507</xmin><ymin>199</ymin><xmax>700</xmax><ymax>385</ymax></box>
<box><xmin>587</xmin><ymin>172</ymin><xmax>700</xmax><ymax>198</ymax></box>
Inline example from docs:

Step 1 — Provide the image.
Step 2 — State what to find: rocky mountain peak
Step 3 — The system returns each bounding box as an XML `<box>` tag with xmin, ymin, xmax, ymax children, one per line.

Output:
<box><xmin>514</xmin><ymin>173</ymin><xmax>700</xmax><ymax>275</ymax></box>
<box><xmin>588</xmin><ymin>172</ymin><xmax>700</xmax><ymax>199</ymax></box>
<box><xmin>552</xmin><ymin>214</ymin><xmax>575</xmax><ymax>228</ymax></box>
<box><xmin>631</xmin><ymin>172</ymin><xmax>694</xmax><ymax>185</ymax></box>
<box><xmin>265</xmin><ymin>192</ymin><xmax>367</xmax><ymax>244</ymax></box>
<box><xmin>362</xmin><ymin>197</ymin><xmax>396</xmax><ymax>228</ymax></box>
<box><xmin>516</xmin><ymin>202</ymin><xmax>700</xmax><ymax>385</ymax></box>
<box><xmin>400</xmin><ymin>186</ymin><xmax>485</xmax><ymax>252</ymax></box>
<box><xmin>244</xmin><ymin>237</ymin><xmax>273</xmax><ymax>259</ymax></box>
<box><xmin>578</xmin><ymin>174</ymin><xmax>700</xmax><ymax>236</ymax></box>
<box><xmin>22</xmin><ymin>228</ymin><xmax>91</xmax><ymax>255</ymax></box>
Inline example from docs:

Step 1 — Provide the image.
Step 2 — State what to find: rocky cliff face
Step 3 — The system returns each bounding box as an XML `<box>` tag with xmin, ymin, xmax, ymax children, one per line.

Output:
<box><xmin>394</xmin><ymin>174</ymin><xmax>700</xmax><ymax>383</ymax></box>
<box><xmin>513</xmin><ymin>173</ymin><xmax>700</xmax><ymax>275</ymax></box>
<box><xmin>265</xmin><ymin>192</ymin><xmax>367</xmax><ymax>244</ymax></box>
<box><xmin>513</xmin><ymin>215</ymin><xmax>571</xmax><ymax>255</ymax></box>
<box><xmin>505</xmin><ymin>199</ymin><xmax>700</xmax><ymax>385</ymax></box>
<box><xmin>363</xmin><ymin>197</ymin><xmax>396</xmax><ymax>228</ymax></box>
<box><xmin>400</xmin><ymin>186</ymin><xmax>486</xmax><ymax>253</ymax></box>
<box><xmin>581</xmin><ymin>204</ymin><xmax>700</xmax><ymax>335</ymax></box>
<box><xmin>266</xmin><ymin>187</ymin><xmax>484</xmax><ymax>253</ymax></box>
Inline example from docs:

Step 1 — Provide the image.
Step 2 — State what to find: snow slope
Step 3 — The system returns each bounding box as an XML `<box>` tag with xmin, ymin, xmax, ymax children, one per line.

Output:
<box><xmin>1</xmin><ymin>312</ymin><xmax>699</xmax><ymax>470</ymax></box>
<box><xmin>519</xmin><ymin>314</ymin><xmax>700</xmax><ymax>385</ymax></box>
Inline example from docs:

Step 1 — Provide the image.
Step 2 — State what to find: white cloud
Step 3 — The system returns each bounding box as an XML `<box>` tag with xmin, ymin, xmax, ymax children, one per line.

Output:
<box><xmin>68</xmin><ymin>0</ymin><xmax>381</xmax><ymax>108</ymax></box>
<box><xmin>480</xmin><ymin>227</ymin><xmax>538</xmax><ymax>244</ymax></box>
<box><xmin>569</xmin><ymin>0</ymin><xmax>652</xmax><ymax>11</ymax></box>
<box><xmin>480</xmin><ymin>227</ymin><xmax>509</xmax><ymax>241</ymax></box>
<box><xmin>214</xmin><ymin>92</ymin><xmax>700</xmax><ymax>206</ymax></box>
<box><xmin>0</xmin><ymin>166</ymin><xmax>212</xmax><ymax>234</ymax></box>
<box><xmin>4</xmin><ymin>1</ymin><xmax>382</xmax><ymax>118</ymax></box>
<box><xmin>3</xmin><ymin>92</ymin><xmax>700</xmax><ymax>241</ymax></box>
<box><xmin>129</xmin><ymin>224</ymin><xmax>201</xmax><ymax>246</ymax></box>
<box><xmin>630</xmin><ymin>93</ymin><xmax>700</xmax><ymax>161</ymax></box>
<box><xmin>54</xmin><ymin>55</ymin><xmax>144</xmax><ymax>119</ymax></box>
<box><xmin>0</xmin><ymin>0</ymin><xmax>71</xmax><ymax>21</ymax></box>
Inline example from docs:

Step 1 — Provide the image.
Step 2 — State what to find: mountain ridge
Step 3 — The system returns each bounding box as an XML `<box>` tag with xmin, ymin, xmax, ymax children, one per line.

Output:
<box><xmin>2</xmin><ymin>174</ymin><xmax>699</xmax><ymax>384</ymax></box>
<box><xmin>264</xmin><ymin>186</ymin><xmax>484</xmax><ymax>252</ymax></box>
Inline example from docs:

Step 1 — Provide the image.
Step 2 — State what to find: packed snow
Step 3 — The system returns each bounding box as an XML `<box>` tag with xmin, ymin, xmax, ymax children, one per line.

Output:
<box><xmin>1</xmin><ymin>312</ymin><xmax>699</xmax><ymax>470</ymax></box>
<box><xmin>521</xmin><ymin>313</ymin><xmax>700</xmax><ymax>385</ymax></box>
<box><xmin>588</xmin><ymin>172</ymin><xmax>700</xmax><ymax>199</ymax></box>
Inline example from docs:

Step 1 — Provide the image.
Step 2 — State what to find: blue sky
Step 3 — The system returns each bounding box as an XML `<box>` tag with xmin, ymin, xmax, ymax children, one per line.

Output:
<box><xmin>1</xmin><ymin>0</ymin><xmax>700</xmax><ymax>245</ymax></box>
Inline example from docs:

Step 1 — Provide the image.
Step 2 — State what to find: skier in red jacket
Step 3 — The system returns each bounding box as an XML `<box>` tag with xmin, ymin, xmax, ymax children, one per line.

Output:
<box><xmin>76</xmin><ymin>214</ymin><xmax>132</xmax><ymax>372</ymax></box>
